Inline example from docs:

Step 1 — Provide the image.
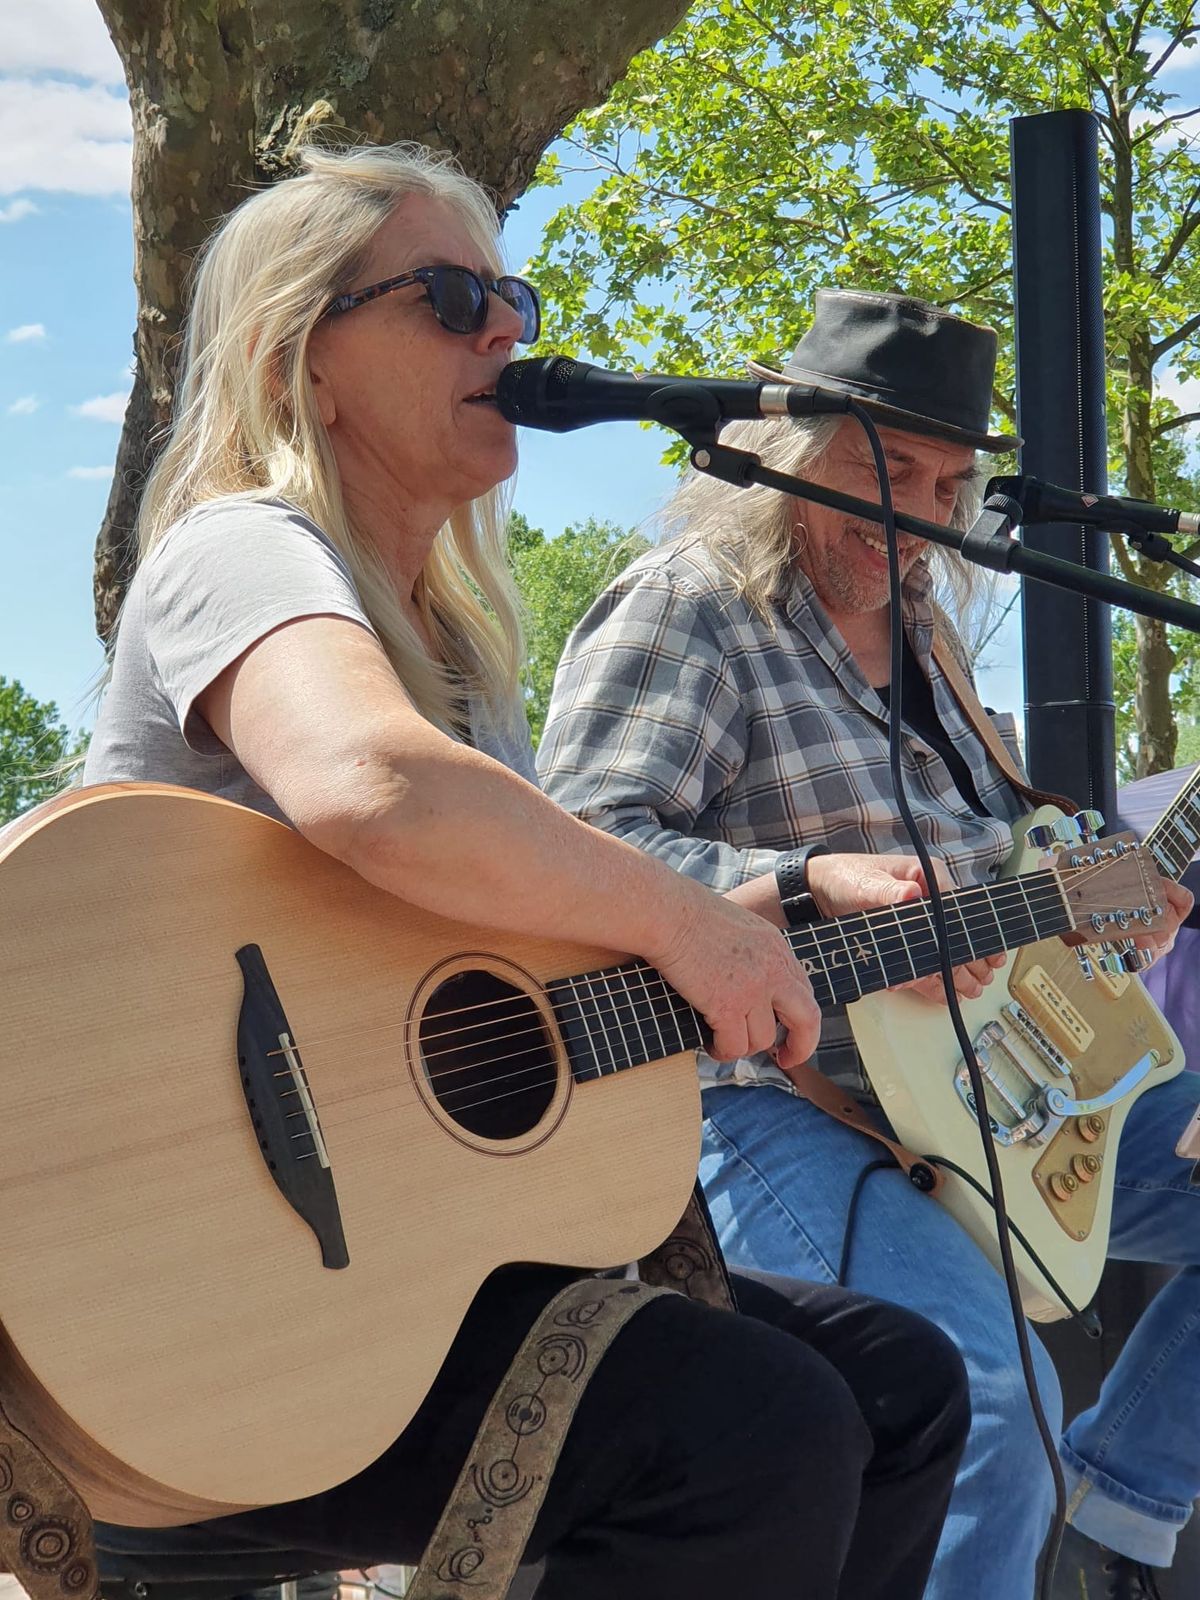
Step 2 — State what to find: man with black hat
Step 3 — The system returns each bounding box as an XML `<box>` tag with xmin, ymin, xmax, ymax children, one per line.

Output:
<box><xmin>537</xmin><ymin>289</ymin><xmax>1198</xmax><ymax>1600</ymax></box>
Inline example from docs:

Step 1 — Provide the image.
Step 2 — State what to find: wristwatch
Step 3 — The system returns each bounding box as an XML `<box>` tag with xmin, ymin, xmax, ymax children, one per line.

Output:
<box><xmin>775</xmin><ymin>844</ymin><xmax>831</xmax><ymax>927</ymax></box>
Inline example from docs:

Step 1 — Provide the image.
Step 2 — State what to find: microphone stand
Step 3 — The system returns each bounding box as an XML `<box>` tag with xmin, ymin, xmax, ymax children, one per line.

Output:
<box><xmin>643</xmin><ymin>384</ymin><xmax>1200</xmax><ymax>636</ymax></box>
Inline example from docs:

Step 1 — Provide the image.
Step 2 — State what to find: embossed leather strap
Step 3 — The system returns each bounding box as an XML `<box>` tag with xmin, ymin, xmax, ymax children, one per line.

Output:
<box><xmin>929</xmin><ymin>624</ymin><xmax>1077</xmax><ymax>813</ymax></box>
<box><xmin>0</xmin><ymin>1398</ymin><xmax>99</xmax><ymax>1600</ymax></box>
<box><xmin>405</xmin><ymin>1190</ymin><xmax>734</xmax><ymax>1600</ymax></box>
<box><xmin>403</xmin><ymin>1278</ymin><xmax>673</xmax><ymax>1600</ymax></box>
<box><xmin>781</xmin><ymin>1058</ymin><xmax>945</xmax><ymax>1196</ymax></box>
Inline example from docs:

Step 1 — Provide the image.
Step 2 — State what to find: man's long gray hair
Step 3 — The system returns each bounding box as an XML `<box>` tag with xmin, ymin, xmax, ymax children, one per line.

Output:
<box><xmin>659</xmin><ymin>415</ymin><xmax>997</xmax><ymax>652</ymax></box>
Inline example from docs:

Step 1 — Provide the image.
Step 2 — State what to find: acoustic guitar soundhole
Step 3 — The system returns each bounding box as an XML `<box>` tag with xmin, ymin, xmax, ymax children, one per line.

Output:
<box><xmin>418</xmin><ymin>969</ymin><xmax>558</xmax><ymax>1140</ymax></box>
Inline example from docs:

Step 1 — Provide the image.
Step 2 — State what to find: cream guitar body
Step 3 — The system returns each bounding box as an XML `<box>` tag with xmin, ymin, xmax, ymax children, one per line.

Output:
<box><xmin>850</xmin><ymin>807</ymin><xmax>1182</xmax><ymax>1322</ymax></box>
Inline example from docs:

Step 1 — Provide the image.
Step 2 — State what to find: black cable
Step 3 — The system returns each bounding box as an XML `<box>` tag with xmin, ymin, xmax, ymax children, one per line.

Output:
<box><xmin>920</xmin><ymin>1156</ymin><xmax>1098</xmax><ymax>1332</ymax></box>
<box><xmin>836</xmin><ymin>1158</ymin><xmax>896</xmax><ymax>1286</ymax></box>
<box><xmin>844</xmin><ymin>399</ymin><xmax>1068</xmax><ymax>1600</ymax></box>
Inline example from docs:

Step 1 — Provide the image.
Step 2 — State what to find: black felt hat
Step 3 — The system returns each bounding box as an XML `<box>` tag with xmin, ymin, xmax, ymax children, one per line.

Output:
<box><xmin>747</xmin><ymin>288</ymin><xmax>1020</xmax><ymax>453</ymax></box>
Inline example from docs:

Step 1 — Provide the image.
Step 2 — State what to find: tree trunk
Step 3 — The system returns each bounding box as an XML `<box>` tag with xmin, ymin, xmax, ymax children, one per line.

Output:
<box><xmin>92</xmin><ymin>0</ymin><xmax>691</xmax><ymax>639</ymax></box>
<box><xmin>1110</xmin><ymin>111</ymin><xmax>1177</xmax><ymax>777</ymax></box>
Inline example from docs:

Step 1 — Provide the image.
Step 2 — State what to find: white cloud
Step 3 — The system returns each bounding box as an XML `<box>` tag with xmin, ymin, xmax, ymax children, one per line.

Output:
<box><xmin>0</xmin><ymin>1</ymin><xmax>125</xmax><ymax>85</ymax></box>
<box><xmin>0</xmin><ymin>79</ymin><xmax>131</xmax><ymax>198</ymax></box>
<box><xmin>0</xmin><ymin>199</ymin><xmax>37</xmax><ymax>223</ymax></box>
<box><xmin>1157</xmin><ymin>368</ymin><xmax>1200</xmax><ymax>421</ymax></box>
<box><xmin>73</xmin><ymin>390</ymin><xmax>130</xmax><ymax>423</ymax></box>
<box><xmin>6</xmin><ymin>323</ymin><xmax>46</xmax><ymax>343</ymax></box>
<box><xmin>7</xmin><ymin>396</ymin><xmax>41</xmax><ymax>415</ymax></box>
<box><xmin>1143</xmin><ymin>31</ymin><xmax>1200</xmax><ymax>76</ymax></box>
<box><xmin>67</xmin><ymin>465</ymin><xmax>114</xmax><ymax>480</ymax></box>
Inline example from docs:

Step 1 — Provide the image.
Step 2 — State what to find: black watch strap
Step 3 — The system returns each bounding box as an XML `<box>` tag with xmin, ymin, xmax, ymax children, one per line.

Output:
<box><xmin>775</xmin><ymin>844</ymin><xmax>831</xmax><ymax>927</ymax></box>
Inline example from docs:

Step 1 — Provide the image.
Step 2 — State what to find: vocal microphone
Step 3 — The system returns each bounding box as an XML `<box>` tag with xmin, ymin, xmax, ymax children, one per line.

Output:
<box><xmin>987</xmin><ymin>475</ymin><xmax>1200</xmax><ymax>537</ymax></box>
<box><xmin>495</xmin><ymin>355</ymin><xmax>853</xmax><ymax>433</ymax></box>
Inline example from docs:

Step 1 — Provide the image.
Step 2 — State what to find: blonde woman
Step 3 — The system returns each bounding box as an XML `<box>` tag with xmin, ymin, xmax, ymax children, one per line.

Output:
<box><xmin>85</xmin><ymin>148</ymin><xmax>968</xmax><ymax>1600</ymax></box>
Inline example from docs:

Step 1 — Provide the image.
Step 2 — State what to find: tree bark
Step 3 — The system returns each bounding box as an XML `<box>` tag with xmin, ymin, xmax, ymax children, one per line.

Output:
<box><xmin>92</xmin><ymin>0</ymin><xmax>691</xmax><ymax>640</ymax></box>
<box><xmin>1111</xmin><ymin>110</ymin><xmax>1177</xmax><ymax>777</ymax></box>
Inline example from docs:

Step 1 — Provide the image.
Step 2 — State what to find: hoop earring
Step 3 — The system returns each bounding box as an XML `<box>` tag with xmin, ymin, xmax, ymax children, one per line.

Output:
<box><xmin>791</xmin><ymin>519</ymin><xmax>809</xmax><ymax>557</ymax></box>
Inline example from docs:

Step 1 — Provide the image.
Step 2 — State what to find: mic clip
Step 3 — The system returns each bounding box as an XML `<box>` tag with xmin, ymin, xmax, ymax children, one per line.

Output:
<box><xmin>644</xmin><ymin>383</ymin><xmax>764</xmax><ymax>488</ymax></box>
<box><xmin>961</xmin><ymin>494</ymin><xmax>1022</xmax><ymax>572</ymax></box>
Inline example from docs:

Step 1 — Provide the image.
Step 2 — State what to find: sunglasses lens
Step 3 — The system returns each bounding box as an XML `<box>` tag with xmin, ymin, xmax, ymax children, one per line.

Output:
<box><xmin>498</xmin><ymin>278</ymin><xmax>541</xmax><ymax>344</ymax></box>
<box><xmin>431</xmin><ymin>267</ymin><xmax>487</xmax><ymax>334</ymax></box>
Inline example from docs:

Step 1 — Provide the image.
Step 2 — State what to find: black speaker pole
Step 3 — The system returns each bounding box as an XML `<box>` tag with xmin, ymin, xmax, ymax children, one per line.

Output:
<box><xmin>1011</xmin><ymin>109</ymin><xmax>1114</xmax><ymax>819</ymax></box>
<box><xmin>1010</xmin><ymin>108</ymin><xmax>1197</xmax><ymax>1593</ymax></box>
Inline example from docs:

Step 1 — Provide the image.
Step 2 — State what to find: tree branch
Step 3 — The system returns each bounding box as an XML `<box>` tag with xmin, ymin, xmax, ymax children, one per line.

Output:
<box><xmin>1110</xmin><ymin>534</ymin><xmax>1141</xmax><ymax>584</ymax></box>
<box><xmin>1152</xmin><ymin>410</ymin><xmax>1200</xmax><ymax>437</ymax></box>
<box><xmin>1151</xmin><ymin>309</ymin><xmax>1200</xmax><ymax>362</ymax></box>
<box><xmin>1153</xmin><ymin>181</ymin><xmax>1200</xmax><ymax>278</ymax></box>
<box><xmin>1131</xmin><ymin>105</ymin><xmax>1200</xmax><ymax>149</ymax></box>
<box><xmin>1147</xmin><ymin>5</ymin><xmax>1199</xmax><ymax>78</ymax></box>
<box><xmin>973</xmin><ymin>588</ymin><xmax>1020</xmax><ymax>661</ymax></box>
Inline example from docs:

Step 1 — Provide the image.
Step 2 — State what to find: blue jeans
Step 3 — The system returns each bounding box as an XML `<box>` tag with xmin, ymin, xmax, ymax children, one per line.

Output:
<box><xmin>700</xmin><ymin>1068</ymin><xmax>1200</xmax><ymax>1594</ymax></box>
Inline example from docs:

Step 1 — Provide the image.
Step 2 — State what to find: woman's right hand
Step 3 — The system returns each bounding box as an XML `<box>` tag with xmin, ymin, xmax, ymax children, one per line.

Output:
<box><xmin>644</xmin><ymin>879</ymin><xmax>821</xmax><ymax>1070</ymax></box>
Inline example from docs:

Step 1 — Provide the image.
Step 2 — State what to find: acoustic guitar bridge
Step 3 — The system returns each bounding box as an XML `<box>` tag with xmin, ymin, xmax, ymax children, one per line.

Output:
<box><xmin>235</xmin><ymin>944</ymin><xmax>349</xmax><ymax>1269</ymax></box>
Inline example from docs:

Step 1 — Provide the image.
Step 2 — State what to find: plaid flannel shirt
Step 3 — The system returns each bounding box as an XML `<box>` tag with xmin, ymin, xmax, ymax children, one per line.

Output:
<box><xmin>537</xmin><ymin>539</ymin><xmax>1030</xmax><ymax>1098</ymax></box>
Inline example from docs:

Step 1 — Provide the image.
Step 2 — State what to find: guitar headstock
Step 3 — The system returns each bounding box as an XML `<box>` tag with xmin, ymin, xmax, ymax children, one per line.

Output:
<box><xmin>1048</xmin><ymin>832</ymin><xmax>1168</xmax><ymax>935</ymax></box>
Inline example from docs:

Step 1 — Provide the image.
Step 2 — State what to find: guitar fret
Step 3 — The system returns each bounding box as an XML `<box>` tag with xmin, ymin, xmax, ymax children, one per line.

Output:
<box><xmin>615</xmin><ymin>965</ymin><xmax>654</xmax><ymax>1066</ymax></box>
<box><xmin>601</xmin><ymin>971</ymin><xmax>641</xmax><ymax>1074</ymax></box>
<box><xmin>630</xmin><ymin>960</ymin><xmax>668</xmax><ymax>1062</ymax></box>
<box><xmin>887</xmin><ymin>905</ymin><xmax>918</xmax><ymax>981</ymax></box>
<box><xmin>569</xmin><ymin>976</ymin><xmax>611</xmax><ymax>1079</ymax></box>
<box><xmin>833</xmin><ymin>920</ymin><xmax>864</xmax><ymax>1000</ymax></box>
<box><xmin>944</xmin><ymin>892</ymin><xmax>976</xmax><ymax>960</ymax></box>
<box><xmin>1151</xmin><ymin>840</ymin><xmax>1175</xmax><ymax>876</ymax></box>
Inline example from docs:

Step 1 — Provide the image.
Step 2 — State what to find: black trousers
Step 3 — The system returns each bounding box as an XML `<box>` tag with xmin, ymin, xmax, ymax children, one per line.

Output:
<box><xmin>99</xmin><ymin>1266</ymin><xmax>969</xmax><ymax>1600</ymax></box>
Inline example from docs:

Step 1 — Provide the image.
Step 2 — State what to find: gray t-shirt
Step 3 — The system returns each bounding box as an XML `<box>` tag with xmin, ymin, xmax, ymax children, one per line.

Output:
<box><xmin>84</xmin><ymin>498</ymin><xmax>537</xmax><ymax>816</ymax></box>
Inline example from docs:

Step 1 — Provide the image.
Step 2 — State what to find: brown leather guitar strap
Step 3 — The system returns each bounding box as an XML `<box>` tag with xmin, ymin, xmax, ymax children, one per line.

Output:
<box><xmin>780</xmin><ymin>1060</ymin><xmax>944</xmax><ymax>1196</ymax></box>
<box><xmin>0</xmin><ymin>1398</ymin><xmax>99</xmax><ymax>1600</ymax></box>
<box><xmin>406</xmin><ymin>1189</ymin><xmax>734</xmax><ymax>1600</ymax></box>
<box><xmin>929</xmin><ymin>624</ymin><xmax>1077</xmax><ymax>813</ymax></box>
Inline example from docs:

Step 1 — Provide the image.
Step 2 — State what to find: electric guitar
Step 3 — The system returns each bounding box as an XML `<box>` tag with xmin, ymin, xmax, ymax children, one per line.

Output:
<box><xmin>0</xmin><ymin>784</ymin><xmax>1164</xmax><ymax>1525</ymax></box>
<box><xmin>850</xmin><ymin>783</ymin><xmax>1196</xmax><ymax>1324</ymax></box>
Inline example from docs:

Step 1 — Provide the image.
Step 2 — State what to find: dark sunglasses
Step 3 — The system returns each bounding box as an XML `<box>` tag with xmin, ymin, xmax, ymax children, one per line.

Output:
<box><xmin>322</xmin><ymin>265</ymin><xmax>540</xmax><ymax>344</ymax></box>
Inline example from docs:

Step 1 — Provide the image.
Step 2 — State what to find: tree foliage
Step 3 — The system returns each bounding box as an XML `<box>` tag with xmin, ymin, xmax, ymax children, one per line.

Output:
<box><xmin>0</xmin><ymin>680</ymin><xmax>87</xmax><ymax>825</ymax></box>
<box><xmin>508</xmin><ymin>514</ymin><xmax>650</xmax><ymax>742</ymax></box>
<box><xmin>532</xmin><ymin>0</ymin><xmax>1200</xmax><ymax>774</ymax></box>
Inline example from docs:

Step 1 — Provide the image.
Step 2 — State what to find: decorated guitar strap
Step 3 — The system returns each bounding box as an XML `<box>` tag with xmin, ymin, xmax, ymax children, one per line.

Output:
<box><xmin>780</xmin><ymin>1057</ymin><xmax>944</xmax><ymax>1196</ymax></box>
<box><xmin>0</xmin><ymin>1397</ymin><xmax>99</xmax><ymax>1600</ymax></box>
<box><xmin>405</xmin><ymin>1187</ymin><xmax>735</xmax><ymax>1600</ymax></box>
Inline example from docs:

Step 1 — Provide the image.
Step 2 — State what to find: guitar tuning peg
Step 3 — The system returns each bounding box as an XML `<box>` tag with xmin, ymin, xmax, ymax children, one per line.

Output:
<box><xmin>1121</xmin><ymin>946</ymin><xmax>1154</xmax><ymax>972</ymax></box>
<box><xmin>1075</xmin><ymin>951</ymin><xmax>1095</xmax><ymax>981</ymax></box>
<box><xmin>1072</xmin><ymin>808</ymin><xmax>1105</xmax><ymax>842</ymax></box>
<box><xmin>1025</xmin><ymin>816</ymin><xmax>1082</xmax><ymax>851</ymax></box>
<box><xmin>1096</xmin><ymin>950</ymin><xmax>1125</xmax><ymax>977</ymax></box>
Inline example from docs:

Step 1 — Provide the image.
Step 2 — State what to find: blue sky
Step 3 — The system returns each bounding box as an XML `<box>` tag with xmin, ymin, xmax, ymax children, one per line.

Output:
<box><xmin>15</xmin><ymin>5</ymin><xmax>1200</xmax><ymax>737</ymax></box>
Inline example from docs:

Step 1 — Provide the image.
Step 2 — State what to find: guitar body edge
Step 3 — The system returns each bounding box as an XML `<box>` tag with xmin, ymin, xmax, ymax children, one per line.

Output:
<box><xmin>850</xmin><ymin>806</ymin><xmax>1183</xmax><ymax>1321</ymax></box>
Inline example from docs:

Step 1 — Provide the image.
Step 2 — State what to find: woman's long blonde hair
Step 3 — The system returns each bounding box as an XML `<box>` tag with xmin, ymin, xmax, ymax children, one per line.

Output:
<box><xmin>136</xmin><ymin>140</ymin><xmax>524</xmax><ymax>734</ymax></box>
<box><xmin>660</xmin><ymin>414</ymin><xmax>993</xmax><ymax>647</ymax></box>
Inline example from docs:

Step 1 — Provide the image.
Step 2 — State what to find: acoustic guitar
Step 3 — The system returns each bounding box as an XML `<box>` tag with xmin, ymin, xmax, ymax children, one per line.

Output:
<box><xmin>0</xmin><ymin>784</ymin><xmax>1165</xmax><ymax>1525</ymax></box>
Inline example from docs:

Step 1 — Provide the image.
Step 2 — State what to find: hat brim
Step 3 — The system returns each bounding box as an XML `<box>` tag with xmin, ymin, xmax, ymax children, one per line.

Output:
<box><xmin>745</xmin><ymin>358</ymin><xmax>1021</xmax><ymax>454</ymax></box>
